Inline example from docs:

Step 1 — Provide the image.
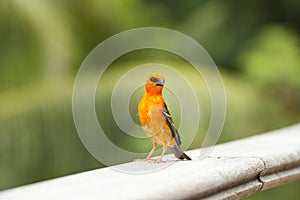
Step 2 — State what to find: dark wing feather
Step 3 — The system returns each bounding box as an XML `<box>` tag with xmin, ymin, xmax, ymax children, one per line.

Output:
<box><xmin>162</xmin><ymin>103</ymin><xmax>182</xmax><ymax>146</ymax></box>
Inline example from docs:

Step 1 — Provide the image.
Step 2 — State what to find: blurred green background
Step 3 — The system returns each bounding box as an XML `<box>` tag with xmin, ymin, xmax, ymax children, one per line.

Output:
<box><xmin>0</xmin><ymin>0</ymin><xmax>300</xmax><ymax>199</ymax></box>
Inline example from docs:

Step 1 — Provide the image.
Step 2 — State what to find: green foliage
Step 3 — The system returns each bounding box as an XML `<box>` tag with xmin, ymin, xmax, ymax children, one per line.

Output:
<box><xmin>239</xmin><ymin>25</ymin><xmax>300</xmax><ymax>85</ymax></box>
<box><xmin>238</xmin><ymin>25</ymin><xmax>300</xmax><ymax>112</ymax></box>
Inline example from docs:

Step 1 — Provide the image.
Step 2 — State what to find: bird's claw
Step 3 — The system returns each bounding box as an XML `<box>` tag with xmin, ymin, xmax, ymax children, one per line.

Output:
<box><xmin>153</xmin><ymin>159</ymin><xmax>167</xmax><ymax>163</ymax></box>
<box><xmin>134</xmin><ymin>158</ymin><xmax>167</xmax><ymax>163</ymax></box>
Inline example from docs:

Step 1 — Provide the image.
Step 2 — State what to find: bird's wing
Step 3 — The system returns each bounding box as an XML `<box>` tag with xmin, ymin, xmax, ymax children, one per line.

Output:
<box><xmin>162</xmin><ymin>103</ymin><xmax>182</xmax><ymax>146</ymax></box>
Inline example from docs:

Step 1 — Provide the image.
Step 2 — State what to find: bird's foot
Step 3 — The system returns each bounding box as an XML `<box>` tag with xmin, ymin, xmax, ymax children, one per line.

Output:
<box><xmin>134</xmin><ymin>158</ymin><xmax>167</xmax><ymax>163</ymax></box>
<box><xmin>134</xmin><ymin>158</ymin><xmax>154</xmax><ymax>162</ymax></box>
<box><xmin>152</xmin><ymin>159</ymin><xmax>167</xmax><ymax>163</ymax></box>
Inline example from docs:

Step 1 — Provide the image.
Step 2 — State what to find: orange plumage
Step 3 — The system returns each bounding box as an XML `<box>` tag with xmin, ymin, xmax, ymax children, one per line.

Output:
<box><xmin>137</xmin><ymin>73</ymin><xmax>191</xmax><ymax>162</ymax></box>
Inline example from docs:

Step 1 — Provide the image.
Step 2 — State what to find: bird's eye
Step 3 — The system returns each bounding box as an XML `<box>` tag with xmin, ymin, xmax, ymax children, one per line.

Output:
<box><xmin>150</xmin><ymin>77</ymin><xmax>158</xmax><ymax>82</ymax></box>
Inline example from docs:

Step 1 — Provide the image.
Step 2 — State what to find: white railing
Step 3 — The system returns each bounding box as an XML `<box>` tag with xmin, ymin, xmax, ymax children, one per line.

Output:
<box><xmin>1</xmin><ymin>124</ymin><xmax>300</xmax><ymax>200</ymax></box>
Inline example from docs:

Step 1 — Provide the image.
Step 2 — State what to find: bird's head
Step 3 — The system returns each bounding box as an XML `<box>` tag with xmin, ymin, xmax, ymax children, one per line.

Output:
<box><xmin>145</xmin><ymin>73</ymin><xmax>165</xmax><ymax>95</ymax></box>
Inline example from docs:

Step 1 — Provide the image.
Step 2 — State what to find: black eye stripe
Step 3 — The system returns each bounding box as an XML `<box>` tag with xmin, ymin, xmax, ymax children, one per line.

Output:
<box><xmin>150</xmin><ymin>77</ymin><xmax>158</xmax><ymax>82</ymax></box>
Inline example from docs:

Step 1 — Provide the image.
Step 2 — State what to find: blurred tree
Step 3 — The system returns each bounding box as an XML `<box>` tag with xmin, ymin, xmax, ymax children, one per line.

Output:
<box><xmin>0</xmin><ymin>0</ymin><xmax>73</xmax><ymax>90</ymax></box>
<box><xmin>150</xmin><ymin>0</ymin><xmax>300</xmax><ymax>69</ymax></box>
<box><xmin>237</xmin><ymin>25</ymin><xmax>300</xmax><ymax>112</ymax></box>
<box><xmin>60</xmin><ymin>0</ymin><xmax>171</xmax><ymax>72</ymax></box>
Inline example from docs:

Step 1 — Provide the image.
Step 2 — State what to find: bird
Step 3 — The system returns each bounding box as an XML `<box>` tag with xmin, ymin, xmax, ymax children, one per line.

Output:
<box><xmin>136</xmin><ymin>73</ymin><xmax>192</xmax><ymax>162</ymax></box>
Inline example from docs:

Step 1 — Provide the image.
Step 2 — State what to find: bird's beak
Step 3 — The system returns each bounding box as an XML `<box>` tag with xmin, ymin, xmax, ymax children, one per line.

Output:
<box><xmin>156</xmin><ymin>79</ymin><xmax>164</xmax><ymax>86</ymax></box>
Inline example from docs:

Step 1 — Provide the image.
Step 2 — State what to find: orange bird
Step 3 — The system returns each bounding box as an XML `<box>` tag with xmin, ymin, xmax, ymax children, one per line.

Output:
<box><xmin>137</xmin><ymin>73</ymin><xmax>191</xmax><ymax>162</ymax></box>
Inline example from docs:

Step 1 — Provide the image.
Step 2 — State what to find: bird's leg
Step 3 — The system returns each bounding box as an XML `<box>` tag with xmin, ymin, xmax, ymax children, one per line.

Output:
<box><xmin>134</xmin><ymin>143</ymin><xmax>157</xmax><ymax>162</ymax></box>
<box><xmin>154</xmin><ymin>145</ymin><xmax>167</xmax><ymax>163</ymax></box>
<box><xmin>146</xmin><ymin>143</ymin><xmax>157</xmax><ymax>160</ymax></box>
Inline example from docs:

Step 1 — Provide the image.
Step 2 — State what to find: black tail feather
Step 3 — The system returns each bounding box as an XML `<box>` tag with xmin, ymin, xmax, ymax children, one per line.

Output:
<box><xmin>179</xmin><ymin>153</ymin><xmax>192</xmax><ymax>160</ymax></box>
<box><xmin>170</xmin><ymin>144</ymin><xmax>192</xmax><ymax>160</ymax></box>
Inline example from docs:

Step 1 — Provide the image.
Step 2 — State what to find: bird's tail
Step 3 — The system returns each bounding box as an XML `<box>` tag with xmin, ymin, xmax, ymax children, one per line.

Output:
<box><xmin>170</xmin><ymin>144</ymin><xmax>192</xmax><ymax>160</ymax></box>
